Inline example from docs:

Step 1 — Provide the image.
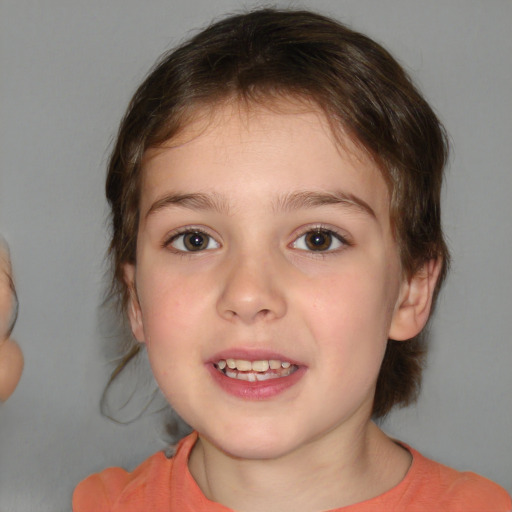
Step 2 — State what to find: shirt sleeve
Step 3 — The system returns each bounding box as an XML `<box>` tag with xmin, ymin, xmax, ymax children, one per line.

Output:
<box><xmin>439</xmin><ymin>472</ymin><xmax>512</xmax><ymax>512</ymax></box>
<box><xmin>72</xmin><ymin>467</ymin><xmax>131</xmax><ymax>512</ymax></box>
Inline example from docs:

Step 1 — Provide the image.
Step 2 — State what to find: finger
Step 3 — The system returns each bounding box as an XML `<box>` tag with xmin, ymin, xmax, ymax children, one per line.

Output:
<box><xmin>0</xmin><ymin>237</ymin><xmax>19</xmax><ymax>342</ymax></box>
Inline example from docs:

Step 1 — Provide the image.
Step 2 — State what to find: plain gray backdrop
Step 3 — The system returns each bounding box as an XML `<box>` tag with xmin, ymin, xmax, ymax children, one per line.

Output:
<box><xmin>1</xmin><ymin>1</ymin><xmax>511</xmax><ymax>510</ymax></box>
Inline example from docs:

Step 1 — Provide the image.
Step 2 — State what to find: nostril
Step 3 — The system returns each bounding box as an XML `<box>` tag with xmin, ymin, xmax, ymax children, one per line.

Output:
<box><xmin>225</xmin><ymin>307</ymin><xmax>270</xmax><ymax>318</ymax></box>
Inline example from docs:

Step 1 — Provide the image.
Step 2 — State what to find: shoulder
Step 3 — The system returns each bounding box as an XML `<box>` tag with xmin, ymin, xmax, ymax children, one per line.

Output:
<box><xmin>72</xmin><ymin>432</ymin><xmax>199</xmax><ymax>512</ymax></box>
<box><xmin>72</xmin><ymin>450</ymin><xmax>173</xmax><ymax>512</ymax></box>
<box><xmin>406</xmin><ymin>446</ymin><xmax>512</xmax><ymax>512</ymax></box>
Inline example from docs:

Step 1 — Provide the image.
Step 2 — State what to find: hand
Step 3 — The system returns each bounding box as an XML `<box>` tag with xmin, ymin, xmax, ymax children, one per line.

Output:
<box><xmin>0</xmin><ymin>238</ymin><xmax>23</xmax><ymax>402</ymax></box>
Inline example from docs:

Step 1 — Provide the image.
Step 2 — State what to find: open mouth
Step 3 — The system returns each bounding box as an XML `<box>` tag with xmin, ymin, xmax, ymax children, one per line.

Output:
<box><xmin>214</xmin><ymin>358</ymin><xmax>298</xmax><ymax>382</ymax></box>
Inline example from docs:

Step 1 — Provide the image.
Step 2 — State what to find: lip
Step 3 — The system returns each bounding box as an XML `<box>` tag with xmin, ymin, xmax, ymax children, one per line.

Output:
<box><xmin>206</xmin><ymin>348</ymin><xmax>307</xmax><ymax>400</ymax></box>
<box><xmin>207</xmin><ymin>363</ymin><xmax>306</xmax><ymax>400</ymax></box>
<box><xmin>207</xmin><ymin>348</ymin><xmax>301</xmax><ymax>366</ymax></box>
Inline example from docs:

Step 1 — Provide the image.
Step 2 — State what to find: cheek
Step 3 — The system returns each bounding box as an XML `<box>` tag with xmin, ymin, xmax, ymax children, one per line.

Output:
<box><xmin>307</xmin><ymin>268</ymin><xmax>395</xmax><ymax>330</ymax></box>
<box><xmin>138</xmin><ymin>269</ymin><xmax>212</xmax><ymax>345</ymax></box>
<box><xmin>301</xmin><ymin>265</ymin><xmax>397</xmax><ymax>371</ymax></box>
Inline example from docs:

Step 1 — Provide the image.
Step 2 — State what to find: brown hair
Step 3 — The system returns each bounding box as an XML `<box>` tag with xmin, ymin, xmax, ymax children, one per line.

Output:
<box><xmin>104</xmin><ymin>8</ymin><xmax>449</xmax><ymax>421</ymax></box>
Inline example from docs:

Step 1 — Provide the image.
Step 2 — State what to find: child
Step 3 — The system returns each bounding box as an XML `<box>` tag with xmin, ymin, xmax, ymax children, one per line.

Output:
<box><xmin>73</xmin><ymin>8</ymin><xmax>511</xmax><ymax>511</ymax></box>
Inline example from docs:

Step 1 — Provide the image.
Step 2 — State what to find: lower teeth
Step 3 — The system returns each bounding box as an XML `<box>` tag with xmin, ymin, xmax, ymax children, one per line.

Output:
<box><xmin>219</xmin><ymin>365</ymin><xmax>296</xmax><ymax>382</ymax></box>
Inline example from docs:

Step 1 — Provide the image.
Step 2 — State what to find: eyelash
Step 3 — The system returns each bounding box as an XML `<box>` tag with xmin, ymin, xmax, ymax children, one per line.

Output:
<box><xmin>290</xmin><ymin>226</ymin><xmax>351</xmax><ymax>254</ymax></box>
<box><xmin>163</xmin><ymin>227</ymin><xmax>219</xmax><ymax>254</ymax></box>
<box><xmin>163</xmin><ymin>225</ymin><xmax>351</xmax><ymax>255</ymax></box>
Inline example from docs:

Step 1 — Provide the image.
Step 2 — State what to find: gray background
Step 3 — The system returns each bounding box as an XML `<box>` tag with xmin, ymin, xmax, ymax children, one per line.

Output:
<box><xmin>1</xmin><ymin>0</ymin><xmax>511</xmax><ymax>510</ymax></box>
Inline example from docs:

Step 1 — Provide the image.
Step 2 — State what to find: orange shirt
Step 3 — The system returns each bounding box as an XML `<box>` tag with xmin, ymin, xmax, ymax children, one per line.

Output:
<box><xmin>73</xmin><ymin>432</ymin><xmax>511</xmax><ymax>512</ymax></box>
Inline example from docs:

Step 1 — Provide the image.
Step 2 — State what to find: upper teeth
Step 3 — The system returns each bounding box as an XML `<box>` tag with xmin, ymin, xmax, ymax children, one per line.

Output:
<box><xmin>217</xmin><ymin>359</ymin><xmax>291</xmax><ymax>372</ymax></box>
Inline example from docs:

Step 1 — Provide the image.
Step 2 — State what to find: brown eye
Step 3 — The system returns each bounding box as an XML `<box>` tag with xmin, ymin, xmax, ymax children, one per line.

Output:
<box><xmin>305</xmin><ymin>231</ymin><xmax>332</xmax><ymax>251</ymax></box>
<box><xmin>292</xmin><ymin>229</ymin><xmax>344</xmax><ymax>252</ymax></box>
<box><xmin>184</xmin><ymin>232</ymin><xmax>208</xmax><ymax>251</ymax></box>
<box><xmin>169</xmin><ymin>231</ymin><xmax>219</xmax><ymax>252</ymax></box>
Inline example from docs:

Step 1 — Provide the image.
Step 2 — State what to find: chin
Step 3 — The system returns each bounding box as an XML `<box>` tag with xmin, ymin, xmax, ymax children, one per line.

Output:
<box><xmin>200</xmin><ymin>421</ymin><xmax>308</xmax><ymax>461</ymax></box>
<box><xmin>220</xmin><ymin>440</ymin><xmax>294</xmax><ymax>461</ymax></box>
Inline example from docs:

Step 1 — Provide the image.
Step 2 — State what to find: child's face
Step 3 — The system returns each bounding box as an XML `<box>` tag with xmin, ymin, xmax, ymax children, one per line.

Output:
<box><xmin>126</xmin><ymin>100</ymin><xmax>410</xmax><ymax>460</ymax></box>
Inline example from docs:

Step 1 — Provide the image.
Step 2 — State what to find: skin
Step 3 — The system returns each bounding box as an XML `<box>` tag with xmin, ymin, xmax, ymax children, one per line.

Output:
<box><xmin>0</xmin><ymin>240</ymin><xmax>23</xmax><ymax>402</ymax></box>
<box><xmin>125</xmin><ymin>99</ymin><xmax>440</xmax><ymax>511</ymax></box>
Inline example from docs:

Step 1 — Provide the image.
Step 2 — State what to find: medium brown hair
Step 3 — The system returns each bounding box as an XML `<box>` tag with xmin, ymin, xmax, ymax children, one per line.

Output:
<box><xmin>105</xmin><ymin>8</ymin><xmax>449</xmax><ymax>420</ymax></box>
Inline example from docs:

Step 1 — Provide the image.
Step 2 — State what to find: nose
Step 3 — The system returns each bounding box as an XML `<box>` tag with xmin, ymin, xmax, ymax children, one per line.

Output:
<box><xmin>216</xmin><ymin>251</ymin><xmax>287</xmax><ymax>324</ymax></box>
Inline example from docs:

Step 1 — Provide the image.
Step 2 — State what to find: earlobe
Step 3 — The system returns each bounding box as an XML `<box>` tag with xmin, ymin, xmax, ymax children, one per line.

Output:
<box><xmin>123</xmin><ymin>264</ymin><xmax>145</xmax><ymax>343</ymax></box>
<box><xmin>389</xmin><ymin>258</ymin><xmax>442</xmax><ymax>341</ymax></box>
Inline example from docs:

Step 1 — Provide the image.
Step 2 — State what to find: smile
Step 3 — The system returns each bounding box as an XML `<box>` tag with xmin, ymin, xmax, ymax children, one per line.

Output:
<box><xmin>215</xmin><ymin>358</ymin><xmax>298</xmax><ymax>382</ymax></box>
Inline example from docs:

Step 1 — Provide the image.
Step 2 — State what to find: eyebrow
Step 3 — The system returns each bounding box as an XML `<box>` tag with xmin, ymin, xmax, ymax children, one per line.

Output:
<box><xmin>146</xmin><ymin>190</ymin><xmax>376</xmax><ymax>219</ymax></box>
<box><xmin>146</xmin><ymin>192</ymin><xmax>231</xmax><ymax>218</ymax></box>
<box><xmin>272</xmin><ymin>190</ymin><xmax>376</xmax><ymax>218</ymax></box>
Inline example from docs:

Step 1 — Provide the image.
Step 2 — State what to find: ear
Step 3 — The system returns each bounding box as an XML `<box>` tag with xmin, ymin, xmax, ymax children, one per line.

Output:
<box><xmin>389</xmin><ymin>258</ymin><xmax>442</xmax><ymax>341</ymax></box>
<box><xmin>123</xmin><ymin>263</ymin><xmax>145</xmax><ymax>343</ymax></box>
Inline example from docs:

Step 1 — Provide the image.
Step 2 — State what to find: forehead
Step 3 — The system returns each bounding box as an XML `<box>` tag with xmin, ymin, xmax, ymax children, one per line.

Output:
<box><xmin>140</xmin><ymin>99</ymin><xmax>390</xmax><ymax>219</ymax></box>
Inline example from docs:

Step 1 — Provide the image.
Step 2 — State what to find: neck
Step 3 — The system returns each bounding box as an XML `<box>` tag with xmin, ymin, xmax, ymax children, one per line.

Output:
<box><xmin>188</xmin><ymin>421</ymin><xmax>411</xmax><ymax>512</ymax></box>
